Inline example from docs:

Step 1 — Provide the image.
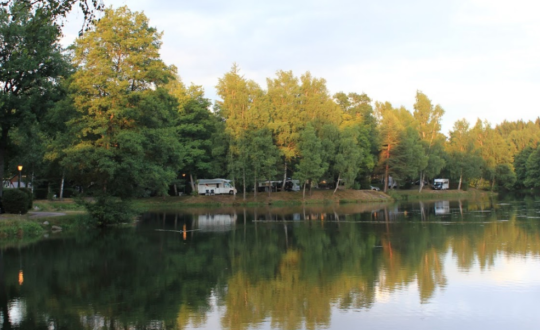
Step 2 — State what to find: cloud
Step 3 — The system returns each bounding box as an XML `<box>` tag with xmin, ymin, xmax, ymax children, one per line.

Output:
<box><xmin>59</xmin><ymin>0</ymin><xmax>540</xmax><ymax>134</ymax></box>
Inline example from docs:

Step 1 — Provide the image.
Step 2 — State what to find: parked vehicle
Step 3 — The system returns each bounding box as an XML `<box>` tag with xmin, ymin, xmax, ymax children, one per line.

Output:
<box><xmin>388</xmin><ymin>176</ymin><xmax>398</xmax><ymax>189</ymax></box>
<box><xmin>432</xmin><ymin>178</ymin><xmax>449</xmax><ymax>190</ymax></box>
<box><xmin>258</xmin><ymin>179</ymin><xmax>300</xmax><ymax>192</ymax></box>
<box><xmin>197</xmin><ymin>179</ymin><xmax>237</xmax><ymax>195</ymax></box>
<box><xmin>370</xmin><ymin>186</ymin><xmax>380</xmax><ymax>191</ymax></box>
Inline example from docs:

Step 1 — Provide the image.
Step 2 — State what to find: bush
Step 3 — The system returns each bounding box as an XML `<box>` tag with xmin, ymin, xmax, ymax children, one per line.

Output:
<box><xmin>20</xmin><ymin>188</ymin><xmax>33</xmax><ymax>209</ymax></box>
<box><xmin>2</xmin><ymin>189</ymin><xmax>29</xmax><ymax>214</ymax></box>
<box><xmin>79</xmin><ymin>195</ymin><xmax>138</xmax><ymax>227</ymax></box>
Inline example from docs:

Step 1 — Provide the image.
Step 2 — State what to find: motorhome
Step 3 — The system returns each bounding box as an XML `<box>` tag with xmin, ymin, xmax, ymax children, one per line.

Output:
<box><xmin>388</xmin><ymin>176</ymin><xmax>398</xmax><ymax>189</ymax></box>
<box><xmin>433</xmin><ymin>178</ymin><xmax>449</xmax><ymax>190</ymax></box>
<box><xmin>197</xmin><ymin>179</ymin><xmax>237</xmax><ymax>195</ymax></box>
<box><xmin>257</xmin><ymin>179</ymin><xmax>301</xmax><ymax>192</ymax></box>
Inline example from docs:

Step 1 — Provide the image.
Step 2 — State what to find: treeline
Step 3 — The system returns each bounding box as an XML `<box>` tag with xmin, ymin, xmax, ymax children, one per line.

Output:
<box><xmin>2</xmin><ymin>3</ymin><xmax>540</xmax><ymax>222</ymax></box>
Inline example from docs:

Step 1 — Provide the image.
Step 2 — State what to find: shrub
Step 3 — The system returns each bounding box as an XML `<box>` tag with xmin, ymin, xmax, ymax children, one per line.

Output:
<box><xmin>2</xmin><ymin>189</ymin><xmax>29</xmax><ymax>214</ymax></box>
<box><xmin>20</xmin><ymin>188</ymin><xmax>33</xmax><ymax>209</ymax></box>
<box><xmin>79</xmin><ymin>195</ymin><xmax>137</xmax><ymax>227</ymax></box>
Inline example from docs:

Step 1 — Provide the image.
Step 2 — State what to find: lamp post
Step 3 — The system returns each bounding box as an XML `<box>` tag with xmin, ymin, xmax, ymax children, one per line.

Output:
<box><xmin>17</xmin><ymin>165</ymin><xmax>23</xmax><ymax>188</ymax></box>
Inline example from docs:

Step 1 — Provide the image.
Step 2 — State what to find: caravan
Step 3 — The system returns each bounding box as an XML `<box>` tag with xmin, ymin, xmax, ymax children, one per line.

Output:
<box><xmin>433</xmin><ymin>179</ymin><xmax>449</xmax><ymax>190</ymax></box>
<box><xmin>197</xmin><ymin>179</ymin><xmax>237</xmax><ymax>195</ymax></box>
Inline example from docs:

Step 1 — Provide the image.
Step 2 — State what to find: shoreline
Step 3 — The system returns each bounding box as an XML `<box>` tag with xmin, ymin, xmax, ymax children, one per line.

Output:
<box><xmin>0</xmin><ymin>189</ymin><xmax>494</xmax><ymax>240</ymax></box>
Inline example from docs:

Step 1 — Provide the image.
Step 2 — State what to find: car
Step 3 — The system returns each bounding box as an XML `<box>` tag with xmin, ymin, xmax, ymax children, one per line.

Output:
<box><xmin>370</xmin><ymin>186</ymin><xmax>380</xmax><ymax>191</ymax></box>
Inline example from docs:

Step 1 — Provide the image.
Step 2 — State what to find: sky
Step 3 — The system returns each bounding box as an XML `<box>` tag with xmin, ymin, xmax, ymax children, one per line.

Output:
<box><xmin>61</xmin><ymin>0</ymin><xmax>540</xmax><ymax>135</ymax></box>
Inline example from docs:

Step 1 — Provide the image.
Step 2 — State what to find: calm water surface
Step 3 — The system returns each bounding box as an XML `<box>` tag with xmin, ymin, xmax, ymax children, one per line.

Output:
<box><xmin>2</xmin><ymin>196</ymin><xmax>540</xmax><ymax>329</ymax></box>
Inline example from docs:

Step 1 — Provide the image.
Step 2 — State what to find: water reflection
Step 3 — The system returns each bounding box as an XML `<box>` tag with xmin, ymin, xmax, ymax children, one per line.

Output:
<box><xmin>2</xmin><ymin>197</ymin><xmax>540</xmax><ymax>329</ymax></box>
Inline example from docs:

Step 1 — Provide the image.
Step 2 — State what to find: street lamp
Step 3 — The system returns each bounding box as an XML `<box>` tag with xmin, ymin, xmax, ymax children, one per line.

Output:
<box><xmin>17</xmin><ymin>165</ymin><xmax>22</xmax><ymax>188</ymax></box>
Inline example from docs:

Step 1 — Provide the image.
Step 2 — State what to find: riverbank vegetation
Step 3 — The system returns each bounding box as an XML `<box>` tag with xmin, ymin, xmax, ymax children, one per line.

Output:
<box><xmin>1</xmin><ymin>2</ymin><xmax>540</xmax><ymax>226</ymax></box>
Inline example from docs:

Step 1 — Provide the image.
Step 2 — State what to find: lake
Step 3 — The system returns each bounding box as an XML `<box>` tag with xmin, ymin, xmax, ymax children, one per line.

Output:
<box><xmin>2</xmin><ymin>195</ymin><xmax>540</xmax><ymax>329</ymax></box>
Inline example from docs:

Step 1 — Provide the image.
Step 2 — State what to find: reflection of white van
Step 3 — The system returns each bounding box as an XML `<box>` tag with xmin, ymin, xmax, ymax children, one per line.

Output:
<box><xmin>197</xmin><ymin>214</ymin><xmax>237</xmax><ymax>231</ymax></box>
<box><xmin>197</xmin><ymin>179</ymin><xmax>237</xmax><ymax>195</ymax></box>
<box><xmin>434</xmin><ymin>201</ymin><xmax>450</xmax><ymax>215</ymax></box>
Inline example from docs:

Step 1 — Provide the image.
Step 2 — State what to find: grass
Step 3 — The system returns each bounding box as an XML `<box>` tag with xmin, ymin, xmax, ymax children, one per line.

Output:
<box><xmin>0</xmin><ymin>217</ymin><xmax>44</xmax><ymax>239</ymax></box>
<box><xmin>135</xmin><ymin>189</ymin><xmax>392</xmax><ymax>209</ymax></box>
<box><xmin>388</xmin><ymin>188</ymin><xmax>494</xmax><ymax>201</ymax></box>
<box><xmin>33</xmin><ymin>199</ymin><xmax>85</xmax><ymax>212</ymax></box>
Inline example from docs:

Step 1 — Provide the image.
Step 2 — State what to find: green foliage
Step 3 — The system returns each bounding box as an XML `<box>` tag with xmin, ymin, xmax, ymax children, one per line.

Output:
<box><xmin>20</xmin><ymin>187</ymin><xmax>33</xmax><ymax>209</ymax></box>
<box><xmin>495</xmin><ymin>164</ymin><xmax>516</xmax><ymax>191</ymax></box>
<box><xmin>525</xmin><ymin>147</ymin><xmax>540</xmax><ymax>188</ymax></box>
<box><xmin>514</xmin><ymin>146</ymin><xmax>533</xmax><ymax>189</ymax></box>
<box><xmin>0</xmin><ymin>219</ymin><xmax>44</xmax><ymax>238</ymax></box>
<box><xmin>62</xmin><ymin>7</ymin><xmax>183</xmax><ymax>203</ymax></box>
<box><xmin>245</xmin><ymin>128</ymin><xmax>280</xmax><ymax>194</ymax></box>
<box><xmin>334</xmin><ymin>126</ymin><xmax>364</xmax><ymax>188</ymax></box>
<box><xmin>0</xmin><ymin>0</ymin><xmax>69</xmax><ymax>197</ymax></box>
<box><xmin>389</xmin><ymin>127</ymin><xmax>428</xmax><ymax>182</ymax></box>
<box><xmin>295</xmin><ymin>123</ymin><xmax>326</xmax><ymax>196</ymax></box>
<box><xmin>2</xmin><ymin>189</ymin><xmax>29</xmax><ymax>214</ymax></box>
<box><xmin>78</xmin><ymin>195</ymin><xmax>138</xmax><ymax>227</ymax></box>
<box><xmin>170</xmin><ymin>81</ymin><xmax>221</xmax><ymax>186</ymax></box>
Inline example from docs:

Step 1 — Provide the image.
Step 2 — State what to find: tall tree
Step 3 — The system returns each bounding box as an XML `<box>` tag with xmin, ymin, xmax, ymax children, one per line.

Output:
<box><xmin>295</xmin><ymin>123</ymin><xmax>325</xmax><ymax>199</ymax></box>
<box><xmin>375</xmin><ymin>102</ymin><xmax>408</xmax><ymax>192</ymax></box>
<box><xmin>0</xmin><ymin>0</ymin><xmax>68</xmax><ymax>197</ymax></box>
<box><xmin>413</xmin><ymin>91</ymin><xmax>446</xmax><ymax>192</ymax></box>
<box><xmin>216</xmin><ymin>64</ymin><xmax>268</xmax><ymax>198</ymax></box>
<box><xmin>246</xmin><ymin>128</ymin><xmax>279</xmax><ymax>197</ymax></box>
<box><xmin>332</xmin><ymin>126</ymin><xmax>363</xmax><ymax>194</ymax></box>
<box><xmin>446</xmin><ymin>119</ymin><xmax>483</xmax><ymax>190</ymax></box>
<box><xmin>62</xmin><ymin>6</ymin><xmax>182</xmax><ymax>223</ymax></box>
<box><xmin>267</xmin><ymin>70</ymin><xmax>302</xmax><ymax>188</ymax></box>
<box><xmin>169</xmin><ymin>79</ymin><xmax>217</xmax><ymax>193</ymax></box>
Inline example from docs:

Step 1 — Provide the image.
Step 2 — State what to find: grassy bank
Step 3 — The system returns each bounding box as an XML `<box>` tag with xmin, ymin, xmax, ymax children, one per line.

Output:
<box><xmin>0</xmin><ymin>212</ymin><xmax>89</xmax><ymax>241</ymax></box>
<box><xmin>387</xmin><ymin>188</ymin><xmax>494</xmax><ymax>202</ymax></box>
<box><xmin>136</xmin><ymin>189</ymin><xmax>392</xmax><ymax>210</ymax></box>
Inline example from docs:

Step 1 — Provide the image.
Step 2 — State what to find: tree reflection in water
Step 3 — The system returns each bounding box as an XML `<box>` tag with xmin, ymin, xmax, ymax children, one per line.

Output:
<box><xmin>1</xmin><ymin>197</ymin><xmax>540</xmax><ymax>329</ymax></box>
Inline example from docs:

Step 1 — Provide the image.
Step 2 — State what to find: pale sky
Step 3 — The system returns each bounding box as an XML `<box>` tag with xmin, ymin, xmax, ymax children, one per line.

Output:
<box><xmin>61</xmin><ymin>0</ymin><xmax>540</xmax><ymax>135</ymax></box>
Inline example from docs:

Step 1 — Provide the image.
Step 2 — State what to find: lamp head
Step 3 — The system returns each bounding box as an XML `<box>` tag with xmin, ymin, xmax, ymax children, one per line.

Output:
<box><xmin>17</xmin><ymin>165</ymin><xmax>23</xmax><ymax>172</ymax></box>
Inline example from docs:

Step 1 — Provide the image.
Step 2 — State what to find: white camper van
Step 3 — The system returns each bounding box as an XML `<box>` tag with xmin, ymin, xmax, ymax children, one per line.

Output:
<box><xmin>433</xmin><ymin>179</ymin><xmax>449</xmax><ymax>190</ymax></box>
<box><xmin>197</xmin><ymin>179</ymin><xmax>237</xmax><ymax>195</ymax></box>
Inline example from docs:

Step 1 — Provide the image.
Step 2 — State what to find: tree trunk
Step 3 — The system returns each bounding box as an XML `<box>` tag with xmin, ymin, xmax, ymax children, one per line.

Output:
<box><xmin>190</xmin><ymin>174</ymin><xmax>195</xmax><ymax>193</ymax></box>
<box><xmin>281</xmin><ymin>160</ymin><xmax>288</xmax><ymax>191</ymax></box>
<box><xmin>302</xmin><ymin>181</ymin><xmax>306</xmax><ymax>200</ymax></box>
<box><xmin>59</xmin><ymin>170</ymin><xmax>65</xmax><ymax>201</ymax></box>
<box><xmin>242</xmin><ymin>166</ymin><xmax>246</xmax><ymax>200</ymax></box>
<box><xmin>333</xmin><ymin>173</ymin><xmax>341</xmax><ymax>195</ymax></box>
<box><xmin>253</xmin><ymin>168</ymin><xmax>257</xmax><ymax>198</ymax></box>
<box><xmin>458</xmin><ymin>170</ymin><xmax>463</xmax><ymax>191</ymax></box>
<box><xmin>418</xmin><ymin>172</ymin><xmax>424</xmax><ymax>192</ymax></box>
<box><xmin>0</xmin><ymin>128</ymin><xmax>8</xmax><ymax>198</ymax></box>
<box><xmin>384</xmin><ymin>144</ymin><xmax>390</xmax><ymax>193</ymax></box>
<box><xmin>31</xmin><ymin>168</ymin><xmax>34</xmax><ymax>193</ymax></box>
<box><xmin>173</xmin><ymin>184</ymin><xmax>178</xmax><ymax>196</ymax></box>
<box><xmin>308</xmin><ymin>179</ymin><xmax>312</xmax><ymax>196</ymax></box>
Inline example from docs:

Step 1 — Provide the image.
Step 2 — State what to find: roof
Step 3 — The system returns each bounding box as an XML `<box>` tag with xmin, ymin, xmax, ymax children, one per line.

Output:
<box><xmin>197</xmin><ymin>179</ymin><xmax>232</xmax><ymax>184</ymax></box>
